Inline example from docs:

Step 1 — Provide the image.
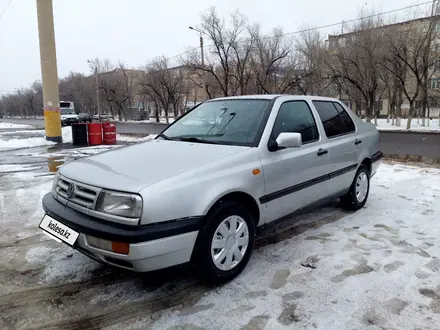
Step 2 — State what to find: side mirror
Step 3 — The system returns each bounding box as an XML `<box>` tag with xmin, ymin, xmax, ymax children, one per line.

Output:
<box><xmin>276</xmin><ymin>132</ymin><xmax>302</xmax><ymax>149</ymax></box>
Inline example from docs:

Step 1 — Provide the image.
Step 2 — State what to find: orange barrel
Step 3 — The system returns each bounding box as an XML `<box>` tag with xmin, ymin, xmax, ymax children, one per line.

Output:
<box><xmin>102</xmin><ymin>122</ymin><xmax>117</xmax><ymax>145</ymax></box>
<box><xmin>87</xmin><ymin>122</ymin><xmax>103</xmax><ymax>145</ymax></box>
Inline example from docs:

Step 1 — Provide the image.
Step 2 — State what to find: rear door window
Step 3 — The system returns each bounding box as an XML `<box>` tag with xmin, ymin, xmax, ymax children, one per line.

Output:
<box><xmin>312</xmin><ymin>101</ymin><xmax>354</xmax><ymax>138</ymax></box>
<box><xmin>332</xmin><ymin>102</ymin><xmax>356</xmax><ymax>133</ymax></box>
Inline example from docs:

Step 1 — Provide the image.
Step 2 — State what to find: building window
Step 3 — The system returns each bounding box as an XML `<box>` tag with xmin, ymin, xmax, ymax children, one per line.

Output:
<box><xmin>339</xmin><ymin>38</ymin><xmax>346</xmax><ymax>47</ymax></box>
<box><xmin>436</xmin><ymin>23</ymin><xmax>440</xmax><ymax>32</ymax></box>
<box><xmin>430</xmin><ymin>78</ymin><xmax>440</xmax><ymax>89</ymax></box>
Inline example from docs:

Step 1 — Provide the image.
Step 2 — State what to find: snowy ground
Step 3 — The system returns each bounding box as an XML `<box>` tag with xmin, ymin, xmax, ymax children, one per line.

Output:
<box><xmin>0</xmin><ymin>123</ymin><xmax>33</xmax><ymax>129</ymax></box>
<box><xmin>0</xmin><ymin>125</ymin><xmax>156</xmax><ymax>154</ymax></box>
<box><xmin>110</xmin><ymin>118</ymin><xmax>176</xmax><ymax>124</ymax></box>
<box><xmin>0</xmin><ymin>127</ymin><xmax>72</xmax><ymax>152</ymax></box>
<box><xmin>373</xmin><ymin>118</ymin><xmax>440</xmax><ymax>132</ymax></box>
<box><xmin>0</xmin><ymin>159</ymin><xmax>439</xmax><ymax>329</ymax></box>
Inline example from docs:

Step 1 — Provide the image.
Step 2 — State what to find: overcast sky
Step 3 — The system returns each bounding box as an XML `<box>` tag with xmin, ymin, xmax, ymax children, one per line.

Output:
<box><xmin>0</xmin><ymin>0</ymin><xmax>433</xmax><ymax>94</ymax></box>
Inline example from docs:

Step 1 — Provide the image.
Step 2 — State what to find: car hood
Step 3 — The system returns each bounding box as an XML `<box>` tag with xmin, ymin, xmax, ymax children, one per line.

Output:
<box><xmin>59</xmin><ymin>140</ymin><xmax>250</xmax><ymax>192</ymax></box>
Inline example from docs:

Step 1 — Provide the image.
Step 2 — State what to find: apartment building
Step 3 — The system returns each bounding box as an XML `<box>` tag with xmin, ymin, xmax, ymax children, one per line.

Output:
<box><xmin>326</xmin><ymin>15</ymin><xmax>440</xmax><ymax>118</ymax></box>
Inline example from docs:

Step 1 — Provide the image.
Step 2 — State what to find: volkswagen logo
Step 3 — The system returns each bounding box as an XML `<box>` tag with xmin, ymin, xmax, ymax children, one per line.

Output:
<box><xmin>66</xmin><ymin>183</ymin><xmax>75</xmax><ymax>198</ymax></box>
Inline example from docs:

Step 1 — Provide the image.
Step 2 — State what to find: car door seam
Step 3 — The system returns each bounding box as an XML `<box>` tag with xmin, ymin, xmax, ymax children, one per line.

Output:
<box><xmin>259</xmin><ymin>163</ymin><xmax>358</xmax><ymax>204</ymax></box>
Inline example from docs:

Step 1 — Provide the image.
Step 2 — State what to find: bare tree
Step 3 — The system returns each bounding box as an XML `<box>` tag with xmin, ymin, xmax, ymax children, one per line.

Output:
<box><xmin>93</xmin><ymin>59</ymin><xmax>138</xmax><ymax>121</ymax></box>
<box><xmin>138</xmin><ymin>57</ymin><xmax>185</xmax><ymax>123</ymax></box>
<box><xmin>295</xmin><ymin>28</ymin><xmax>329</xmax><ymax>95</ymax></box>
<box><xmin>185</xmin><ymin>7</ymin><xmax>255</xmax><ymax>97</ymax></box>
<box><xmin>327</xmin><ymin>13</ymin><xmax>385</xmax><ymax>122</ymax></box>
<box><xmin>383</xmin><ymin>10</ymin><xmax>440</xmax><ymax>129</ymax></box>
<box><xmin>248</xmin><ymin>26</ymin><xmax>291</xmax><ymax>94</ymax></box>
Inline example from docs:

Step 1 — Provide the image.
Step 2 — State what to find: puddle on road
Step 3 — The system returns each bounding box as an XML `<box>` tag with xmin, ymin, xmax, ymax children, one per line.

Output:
<box><xmin>47</xmin><ymin>157</ymin><xmax>65</xmax><ymax>172</ymax></box>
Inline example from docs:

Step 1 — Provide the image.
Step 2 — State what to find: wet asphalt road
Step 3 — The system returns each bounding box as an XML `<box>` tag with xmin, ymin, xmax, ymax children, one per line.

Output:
<box><xmin>1</xmin><ymin>118</ymin><xmax>439</xmax><ymax>160</ymax></box>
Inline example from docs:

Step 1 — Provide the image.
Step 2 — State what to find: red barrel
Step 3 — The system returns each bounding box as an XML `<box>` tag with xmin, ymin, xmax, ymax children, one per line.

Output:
<box><xmin>87</xmin><ymin>122</ymin><xmax>103</xmax><ymax>145</ymax></box>
<box><xmin>102</xmin><ymin>122</ymin><xmax>116</xmax><ymax>145</ymax></box>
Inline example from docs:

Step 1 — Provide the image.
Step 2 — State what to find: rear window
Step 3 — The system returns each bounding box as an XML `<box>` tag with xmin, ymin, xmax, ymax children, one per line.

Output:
<box><xmin>60</xmin><ymin>102</ymin><xmax>71</xmax><ymax>108</ymax></box>
<box><xmin>313</xmin><ymin>101</ymin><xmax>355</xmax><ymax>138</ymax></box>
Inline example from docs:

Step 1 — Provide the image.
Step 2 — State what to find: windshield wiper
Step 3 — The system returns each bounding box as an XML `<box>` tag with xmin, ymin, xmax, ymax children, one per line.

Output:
<box><xmin>157</xmin><ymin>133</ymin><xmax>172</xmax><ymax>140</ymax></box>
<box><xmin>176</xmin><ymin>137</ymin><xmax>219</xmax><ymax>144</ymax></box>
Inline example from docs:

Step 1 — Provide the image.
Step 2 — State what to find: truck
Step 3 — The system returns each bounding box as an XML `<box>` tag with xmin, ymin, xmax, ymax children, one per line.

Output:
<box><xmin>60</xmin><ymin>101</ymin><xmax>78</xmax><ymax>126</ymax></box>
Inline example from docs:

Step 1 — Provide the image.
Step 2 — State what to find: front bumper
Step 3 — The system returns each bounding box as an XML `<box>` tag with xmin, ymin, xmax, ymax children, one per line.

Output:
<box><xmin>42</xmin><ymin>193</ymin><xmax>201</xmax><ymax>272</ymax></box>
<box><xmin>61</xmin><ymin>118</ymin><xmax>79</xmax><ymax>125</ymax></box>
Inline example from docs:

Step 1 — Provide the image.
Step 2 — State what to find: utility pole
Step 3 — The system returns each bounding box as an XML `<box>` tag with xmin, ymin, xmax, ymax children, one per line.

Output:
<box><xmin>36</xmin><ymin>0</ymin><xmax>62</xmax><ymax>142</ymax></box>
<box><xmin>189</xmin><ymin>26</ymin><xmax>207</xmax><ymax>100</ymax></box>
<box><xmin>95</xmin><ymin>67</ymin><xmax>101</xmax><ymax>120</ymax></box>
<box><xmin>88</xmin><ymin>61</ymin><xmax>101</xmax><ymax>120</ymax></box>
<box><xmin>199</xmin><ymin>33</ymin><xmax>206</xmax><ymax>99</ymax></box>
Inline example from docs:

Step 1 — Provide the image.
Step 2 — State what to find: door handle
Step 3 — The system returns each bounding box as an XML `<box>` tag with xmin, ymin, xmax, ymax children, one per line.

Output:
<box><xmin>317</xmin><ymin>148</ymin><xmax>328</xmax><ymax>156</ymax></box>
<box><xmin>355</xmin><ymin>139</ymin><xmax>362</xmax><ymax>145</ymax></box>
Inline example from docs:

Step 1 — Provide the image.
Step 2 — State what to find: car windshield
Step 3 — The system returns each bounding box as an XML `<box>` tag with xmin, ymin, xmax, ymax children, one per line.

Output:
<box><xmin>161</xmin><ymin>99</ymin><xmax>271</xmax><ymax>146</ymax></box>
<box><xmin>61</xmin><ymin>108</ymin><xmax>75</xmax><ymax>115</ymax></box>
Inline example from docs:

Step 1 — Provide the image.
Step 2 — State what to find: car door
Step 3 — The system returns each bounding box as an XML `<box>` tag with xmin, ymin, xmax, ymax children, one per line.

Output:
<box><xmin>312</xmin><ymin>100</ymin><xmax>358</xmax><ymax>195</ymax></box>
<box><xmin>259</xmin><ymin>100</ymin><xmax>332</xmax><ymax>223</ymax></box>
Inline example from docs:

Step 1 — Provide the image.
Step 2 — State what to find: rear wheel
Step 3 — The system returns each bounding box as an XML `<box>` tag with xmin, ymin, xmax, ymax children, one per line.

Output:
<box><xmin>193</xmin><ymin>201</ymin><xmax>255</xmax><ymax>283</ymax></box>
<box><xmin>341</xmin><ymin>165</ymin><xmax>370</xmax><ymax>211</ymax></box>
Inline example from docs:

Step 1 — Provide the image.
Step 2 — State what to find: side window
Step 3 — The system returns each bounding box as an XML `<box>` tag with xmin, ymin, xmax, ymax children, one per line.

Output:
<box><xmin>313</xmin><ymin>101</ymin><xmax>348</xmax><ymax>138</ymax></box>
<box><xmin>333</xmin><ymin>102</ymin><xmax>356</xmax><ymax>133</ymax></box>
<box><xmin>272</xmin><ymin>101</ymin><xmax>319</xmax><ymax>144</ymax></box>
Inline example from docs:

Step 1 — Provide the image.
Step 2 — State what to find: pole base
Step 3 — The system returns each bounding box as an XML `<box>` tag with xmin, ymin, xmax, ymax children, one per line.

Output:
<box><xmin>46</xmin><ymin>136</ymin><xmax>62</xmax><ymax>143</ymax></box>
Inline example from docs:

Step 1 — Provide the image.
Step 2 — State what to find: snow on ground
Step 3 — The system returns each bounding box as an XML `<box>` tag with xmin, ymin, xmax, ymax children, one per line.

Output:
<box><xmin>0</xmin><ymin>127</ymin><xmax>72</xmax><ymax>151</ymax></box>
<box><xmin>0</xmin><ymin>164</ymin><xmax>43</xmax><ymax>173</ymax></box>
<box><xmin>373</xmin><ymin>118</ymin><xmax>440</xmax><ymax>132</ymax></box>
<box><xmin>110</xmin><ymin>118</ymin><xmax>175</xmax><ymax>124</ymax></box>
<box><xmin>2</xmin><ymin>161</ymin><xmax>440</xmax><ymax>329</ymax></box>
<box><xmin>0</xmin><ymin>122</ymin><xmax>33</xmax><ymax>129</ymax></box>
<box><xmin>151</xmin><ymin>163</ymin><xmax>440</xmax><ymax>330</ymax></box>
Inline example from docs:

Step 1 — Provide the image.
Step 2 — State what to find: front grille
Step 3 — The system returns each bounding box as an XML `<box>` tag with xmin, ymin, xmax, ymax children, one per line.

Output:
<box><xmin>56</xmin><ymin>176</ymin><xmax>100</xmax><ymax>209</ymax></box>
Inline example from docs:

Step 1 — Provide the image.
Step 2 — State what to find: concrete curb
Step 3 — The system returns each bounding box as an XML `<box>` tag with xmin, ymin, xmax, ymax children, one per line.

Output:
<box><xmin>383</xmin><ymin>153</ymin><xmax>440</xmax><ymax>165</ymax></box>
<box><xmin>378</xmin><ymin>129</ymin><xmax>440</xmax><ymax>135</ymax></box>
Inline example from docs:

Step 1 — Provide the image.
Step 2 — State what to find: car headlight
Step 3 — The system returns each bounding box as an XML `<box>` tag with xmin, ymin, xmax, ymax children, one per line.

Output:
<box><xmin>96</xmin><ymin>190</ymin><xmax>143</xmax><ymax>218</ymax></box>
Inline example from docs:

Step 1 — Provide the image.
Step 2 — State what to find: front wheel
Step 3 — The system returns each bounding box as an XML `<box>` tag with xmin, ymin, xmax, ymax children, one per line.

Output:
<box><xmin>193</xmin><ymin>201</ymin><xmax>255</xmax><ymax>283</ymax></box>
<box><xmin>340</xmin><ymin>165</ymin><xmax>370</xmax><ymax>211</ymax></box>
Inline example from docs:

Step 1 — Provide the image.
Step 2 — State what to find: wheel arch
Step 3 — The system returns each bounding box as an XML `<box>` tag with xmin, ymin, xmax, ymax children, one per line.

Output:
<box><xmin>360</xmin><ymin>157</ymin><xmax>372</xmax><ymax>174</ymax></box>
<box><xmin>204</xmin><ymin>191</ymin><xmax>260</xmax><ymax>228</ymax></box>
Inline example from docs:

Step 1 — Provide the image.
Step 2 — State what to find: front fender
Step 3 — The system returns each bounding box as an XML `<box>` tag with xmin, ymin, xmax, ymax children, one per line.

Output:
<box><xmin>139</xmin><ymin>149</ymin><xmax>266</xmax><ymax>225</ymax></box>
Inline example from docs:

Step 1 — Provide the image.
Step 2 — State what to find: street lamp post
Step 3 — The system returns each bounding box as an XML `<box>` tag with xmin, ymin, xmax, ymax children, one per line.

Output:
<box><xmin>189</xmin><ymin>26</ymin><xmax>206</xmax><ymax>100</ymax></box>
<box><xmin>88</xmin><ymin>60</ymin><xmax>101</xmax><ymax>120</ymax></box>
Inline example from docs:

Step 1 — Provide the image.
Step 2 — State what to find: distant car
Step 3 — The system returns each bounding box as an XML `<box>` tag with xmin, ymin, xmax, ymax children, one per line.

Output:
<box><xmin>78</xmin><ymin>113</ymin><xmax>93</xmax><ymax>123</ymax></box>
<box><xmin>93</xmin><ymin>114</ymin><xmax>112</xmax><ymax>121</ymax></box>
<box><xmin>60</xmin><ymin>101</ymin><xmax>78</xmax><ymax>126</ymax></box>
<box><xmin>40</xmin><ymin>95</ymin><xmax>382</xmax><ymax>283</ymax></box>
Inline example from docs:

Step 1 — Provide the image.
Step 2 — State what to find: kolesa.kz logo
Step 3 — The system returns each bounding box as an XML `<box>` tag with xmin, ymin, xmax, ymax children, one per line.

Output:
<box><xmin>47</xmin><ymin>220</ymin><xmax>71</xmax><ymax>239</ymax></box>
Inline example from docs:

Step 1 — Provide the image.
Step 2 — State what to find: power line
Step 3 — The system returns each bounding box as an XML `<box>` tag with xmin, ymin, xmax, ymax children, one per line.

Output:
<box><xmin>0</xmin><ymin>0</ymin><xmax>14</xmax><ymax>22</ymax></box>
<box><xmin>170</xmin><ymin>0</ymin><xmax>434</xmax><ymax>58</ymax></box>
<box><xmin>265</xmin><ymin>0</ymin><xmax>434</xmax><ymax>39</ymax></box>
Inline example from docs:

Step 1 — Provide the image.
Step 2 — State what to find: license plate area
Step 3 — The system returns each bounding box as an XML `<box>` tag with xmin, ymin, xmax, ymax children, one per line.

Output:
<box><xmin>39</xmin><ymin>215</ymin><xmax>79</xmax><ymax>246</ymax></box>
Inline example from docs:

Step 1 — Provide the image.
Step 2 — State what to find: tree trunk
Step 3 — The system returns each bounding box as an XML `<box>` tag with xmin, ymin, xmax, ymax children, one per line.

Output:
<box><xmin>117</xmin><ymin>108</ymin><xmax>122</xmax><ymax>121</ymax></box>
<box><xmin>154</xmin><ymin>102</ymin><xmax>159</xmax><ymax>123</ymax></box>
<box><xmin>396</xmin><ymin>91</ymin><xmax>402</xmax><ymax>127</ymax></box>
<box><xmin>365</xmin><ymin>105</ymin><xmax>372</xmax><ymax>123</ymax></box>
<box><xmin>165</xmin><ymin>106</ymin><xmax>169</xmax><ymax>124</ymax></box>
<box><xmin>407</xmin><ymin>100</ymin><xmax>415</xmax><ymax>129</ymax></box>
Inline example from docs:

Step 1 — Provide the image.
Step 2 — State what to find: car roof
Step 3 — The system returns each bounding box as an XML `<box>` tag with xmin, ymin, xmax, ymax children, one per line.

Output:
<box><xmin>207</xmin><ymin>94</ymin><xmax>341</xmax><ymax>102</ymax></box>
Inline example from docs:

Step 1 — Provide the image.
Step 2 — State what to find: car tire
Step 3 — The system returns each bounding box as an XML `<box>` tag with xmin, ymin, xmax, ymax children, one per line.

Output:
<box><xmin>340</xmin><ymin>165</ymin><xmax>370</xmax><ymax>211</ymax></box>
<box><xmin>193</xmin><ymin>201</ymin><xmax>255</xmax><ymax>284</ymax></box>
